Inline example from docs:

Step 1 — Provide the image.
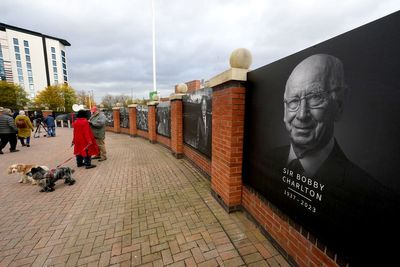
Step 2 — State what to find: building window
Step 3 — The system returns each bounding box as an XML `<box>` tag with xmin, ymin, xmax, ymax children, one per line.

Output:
<box><xmin>53</xmin><ymin>67</ymin><xmax>57</xmax><ymax>73</ymax></box>
<box><xmin>13</xmin><ymin>38</ymin><xmax>19</xmax><ymax>45</ymax></box>
<box><xmin>25</xmin><ymin>55</ymin><xmax>30</xmax><ymax>62</ymax></box>
<box><xmin>14</xmin><ymin>46</ymin><xmax>20</xmax><ymax>53</ymax></box>
<box><xmin>15</xmin><ymin>54</ymin><xmax>21</xmax><ymax>60</ymax></box>
<box><xmin>51</xmin><ymin>54</ymin><xmax>56</xmax><ymax>60</ymax></box>
<box><xmin>23</xmin><ymin>40</ymin><xmax>29</xmax><ymax>47</ymax></box>
<box><xmin>26</xmin><ymin>63</ymin><xmax>32</xmax><ymax>69</ymax></box>
<box><xmin>52</xmin><ymin>60</ymin><xmax>57</xmax><ymax>66</ymax></box>
<box><xmin>16</xmin><ymin>61</ymin><xmax>22</xmax><ymax>68</ymax></box>
<box><xmin>51</xmin><ymin>47</ymin><xmax>55</xmax><ymax>53</ymax></box>
<box><xmin>61</xmin><ymin>50</ymin><xmax>68</xmax><ymax>82</ymax></box>
<box><xmin>24</xmin><ymin>47</ymin><xmax>30</xmax><ymax>55</ymax></box>
<box><xmin>17</xmin><ymin>68</ymin><xmax>23</xmax><ymax>75</ymax></box>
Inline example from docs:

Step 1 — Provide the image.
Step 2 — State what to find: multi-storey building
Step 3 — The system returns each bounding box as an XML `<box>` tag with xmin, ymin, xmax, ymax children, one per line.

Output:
<box><xmin>0</xmin><ymin>23</ymin><xmax>70</xmax><ymax>98</ymax></box>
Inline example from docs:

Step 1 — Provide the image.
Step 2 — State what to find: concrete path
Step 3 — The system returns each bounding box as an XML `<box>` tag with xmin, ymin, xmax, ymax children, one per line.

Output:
<box><xmin>0</xmin><ymin>128</ymin><xmax>289</xmax><ymax>267</ymax></box>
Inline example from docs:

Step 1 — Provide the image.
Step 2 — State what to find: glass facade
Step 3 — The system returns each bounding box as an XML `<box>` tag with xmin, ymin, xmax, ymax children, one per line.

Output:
<box><xmin>0</xmin><ymin>44</ymin><xmax>5</xmax><ymax>81</ymax></box>
<box><xmin>51</xmin><ymin>47</ymin><xmax>58</xmax><ymax>84</ymax></box>
<box><xmin>61</xmin><ymin>50</ymin><xmax>67</xmax><ymax>82</ymax></box>
<box><xmin>14</xmin><ymin>38</ymin><xmax>24</xmax><ymax>89</ymax></box>
<box><xmin>24</xmin><ymin>40</ymin><xmax>34</xmax><ymax>97</ymax></box>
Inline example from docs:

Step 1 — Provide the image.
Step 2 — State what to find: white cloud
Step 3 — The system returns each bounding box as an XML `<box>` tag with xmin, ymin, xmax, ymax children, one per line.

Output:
<box><xmin>1</xmin><ymin>0</ymin><xmax>399</xmax><ymax>101</ymax></box>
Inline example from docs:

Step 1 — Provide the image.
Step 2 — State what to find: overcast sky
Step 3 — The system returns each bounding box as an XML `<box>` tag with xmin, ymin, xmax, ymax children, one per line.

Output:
<box><xmin>1</xmin><ymin>0</ymin><xmax>399</xmax><ymax>102</ymax></box>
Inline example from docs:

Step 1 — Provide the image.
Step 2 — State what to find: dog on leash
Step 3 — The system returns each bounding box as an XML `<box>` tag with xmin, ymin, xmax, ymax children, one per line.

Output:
<box><xmin>30</xmin><ymin>166</ymin><xmax>76</xmax><ymax>192</ymax></box>
<box><xmin>7</xmin><ymin>164</ymin><xmax>50</xmax><ymax>185</ymax></box>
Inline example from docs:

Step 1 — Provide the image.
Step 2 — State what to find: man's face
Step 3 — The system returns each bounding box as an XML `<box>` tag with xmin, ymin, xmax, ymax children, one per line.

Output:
<box><xmin>201</xmin><ymin>100</ymin><xmax>207</xmax><ymax>117</ymax></box>
<box><xmin>284</xmin><ymin>60</ymin><xmax>339</xmax><ymax>155</ymax></box>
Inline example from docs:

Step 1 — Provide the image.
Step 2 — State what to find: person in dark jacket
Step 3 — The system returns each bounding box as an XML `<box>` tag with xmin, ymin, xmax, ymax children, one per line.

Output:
<box><xmin>43</xmin><ymin>114</ymin><xmax>56</xmax><ymax>137</ymax></box>
<box><xmin>0</xmin><ymin>107</ymin><xmax>19</xmax><ymax>154</ymax></box>
<box><xmin>72</xmin><ymin>110</ymin><xmax>99</xmax><ymax>169</ymax></box>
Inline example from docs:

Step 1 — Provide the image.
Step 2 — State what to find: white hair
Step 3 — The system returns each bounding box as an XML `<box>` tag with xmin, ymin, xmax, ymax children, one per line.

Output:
<box><xmin>19</xmin><ymin>110</ymin><xmax>25</xmax><ymax>115</ymax></box>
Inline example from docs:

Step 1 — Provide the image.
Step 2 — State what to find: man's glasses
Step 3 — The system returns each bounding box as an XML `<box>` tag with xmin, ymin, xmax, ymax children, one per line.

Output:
<box><xmin>284</xmin><ymin>92</ymin><xmax>329</xmax><ymax>112</ymax></box>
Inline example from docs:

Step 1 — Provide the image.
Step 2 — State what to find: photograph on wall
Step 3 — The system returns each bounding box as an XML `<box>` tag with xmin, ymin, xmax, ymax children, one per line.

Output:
<box><xmin>243</xmin><ymin>12</ymin><xmax>400</xmax><ymax>264</ymax></box>
<box><xmin>156</xmin><ymin>101</ymin><xmax>171</xmax><ymax>137</ymax></box>
<box><xmin>119</xmin><ymin>107</ymin><xmax>129</xmax><ymax>128</ymax></box>
<box><xmin>103</xmin><ymin>109</ymin><xmax>114</xmax><ymax>127</ymax></box>
<box><xmin>183</xmin><ymin>87</ymin><xmax>212</xmax><ymax>157</ymax></box>
<box><xmin>136</xmin><ymin>105</ymin><xmax>148</xmax><ymax>131</ymax></box>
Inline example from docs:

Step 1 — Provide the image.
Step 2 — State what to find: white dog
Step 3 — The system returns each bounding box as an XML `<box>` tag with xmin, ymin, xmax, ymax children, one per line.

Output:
<box><xmin>7</xmin><ymin>164</ymin><xmax>49</xmax><ymax>185</ymax></box>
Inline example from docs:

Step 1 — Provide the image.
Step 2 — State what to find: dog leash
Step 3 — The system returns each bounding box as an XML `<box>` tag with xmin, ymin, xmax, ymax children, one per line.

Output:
<box><xmin>56</xmin><ymin>144</ymin><xmax>92</xmax><ymax>168</ymax></box>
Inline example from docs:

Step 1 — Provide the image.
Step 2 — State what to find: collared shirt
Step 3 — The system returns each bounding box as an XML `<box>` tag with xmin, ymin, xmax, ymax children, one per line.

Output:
<box><xmin>287</xmin><ymin>138</ymin><xmax>334</xmax><ymax>176</ymax></box>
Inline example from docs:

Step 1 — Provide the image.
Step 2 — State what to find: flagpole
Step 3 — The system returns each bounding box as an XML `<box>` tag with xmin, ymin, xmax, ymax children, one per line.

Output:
<box><xmin>152</xmin><ymin>0</ymin><xmax>157</xmax><ymax>92</ymax></box>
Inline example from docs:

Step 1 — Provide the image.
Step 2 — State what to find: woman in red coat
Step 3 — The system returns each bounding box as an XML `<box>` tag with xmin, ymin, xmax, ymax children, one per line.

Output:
<box><xmin>73</xmin><ymin>110</ymin><xmax>99</xmax><ymax>169</ymax></box>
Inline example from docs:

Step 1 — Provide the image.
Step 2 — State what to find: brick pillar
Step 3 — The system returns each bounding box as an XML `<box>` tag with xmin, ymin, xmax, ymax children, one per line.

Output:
<box><xmin>147</xmin><ymin>102</ymin><xmax>158</xmax><ymax>143</ymax></box>
<box><xmin>128</xmin><ymin>104</ymin><xmax>137</xmax><ymax>137</ymax></box>
<box><xmin>209</xmin><ymin>68</ymin><xmax>248</xmax><ymax>212</ymax></box>
<box><xmin>170</xmin><ymin>94</ymin><xmax>184</xmax><ymax>158</ymax></box>
<box><xmin>112</xmin><ymin>107</ymin><xmax>121</xmax><ymax>133</ymax></box>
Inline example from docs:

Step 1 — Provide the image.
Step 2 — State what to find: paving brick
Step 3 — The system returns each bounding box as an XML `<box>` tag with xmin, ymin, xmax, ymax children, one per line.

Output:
<box><xmin>0</xmin><ymin>129</ymin><xmax>288</xmax><ymax>267</ymax></box>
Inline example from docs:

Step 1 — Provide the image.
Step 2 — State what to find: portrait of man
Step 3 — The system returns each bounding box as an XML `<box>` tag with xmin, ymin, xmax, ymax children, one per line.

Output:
<box><xmin>251</xmin><ymin>53</ymin><xmax>399</xmax><ymax>264</ymax></box>
<box><xmin>196</xmin><ymin>96</ymin><xmax>211</xmax><ymax>155</ymax></box>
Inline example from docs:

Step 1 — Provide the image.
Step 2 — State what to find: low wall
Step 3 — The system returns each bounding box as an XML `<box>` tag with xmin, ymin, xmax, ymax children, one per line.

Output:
<box><xmin>120</xmin><ymin>128</ymin><xmax>130</xmax><ymax>135</ymax></box>
<box><xmin>242</xmin><ymin>186</ymin><xmax>340</xmax><ymax>267</ymax></box>
<box><xmin>137</xmin><ymin>129</ymin><xmax>149</xmax><ymax>139</ymax></box>
<box><xmin>156</xmin><ymin>134</ymin><xmax>171</xmax><ymax>148</ymax></box>
<box><xmin>183</xmin><ymin>144</ymin><xmax>211</xmax><ymax>177</ymax></box>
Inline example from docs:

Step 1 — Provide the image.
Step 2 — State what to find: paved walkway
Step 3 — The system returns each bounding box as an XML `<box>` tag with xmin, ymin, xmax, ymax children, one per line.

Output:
<box><xmin>0</xmin><ymin>128</ymin><xmax>289</xmax><ymax>267</ymax></box>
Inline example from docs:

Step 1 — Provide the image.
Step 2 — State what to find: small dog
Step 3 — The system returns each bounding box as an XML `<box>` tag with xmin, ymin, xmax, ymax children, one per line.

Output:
<box><xmin>30</xmin><ymin>166</ymin><xmax>76</xmax><ymax>192</ymax></box>
<box><xmin>7</xmin><ymin>164</ymin><xmax>49</xmax><ymax>185</ymax></box>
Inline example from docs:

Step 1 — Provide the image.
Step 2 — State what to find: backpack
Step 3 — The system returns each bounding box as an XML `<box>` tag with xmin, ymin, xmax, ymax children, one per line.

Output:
<box><xmin>16</xmin><ymin>118</ymin><xmax>27</xmax><ymax>128</ymax></box>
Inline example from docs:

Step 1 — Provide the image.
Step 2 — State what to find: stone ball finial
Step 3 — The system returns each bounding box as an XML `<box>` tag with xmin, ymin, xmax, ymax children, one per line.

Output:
<box><xmin>152</xmin><ymin>95</ymin><xmax>159</xmax><ymax>101</ymax></box>
<box><xmin>176</xmin><ymin>83</ymin><xmax>188</xmax><ymax>93</ymax></box>
<box><xmin>116</xmin><ymin>102</ymin><xmax>122</xmax><ymax>107</ymax></box>
<box><xmin>229</xmin><ymin>48</ymin><xmax>252</xmax><ymax>69</ymax></box>
<box><xmin>45</xmin><ymin>106</ymin><xmax>49</xmax><ymax>110</ymax></box>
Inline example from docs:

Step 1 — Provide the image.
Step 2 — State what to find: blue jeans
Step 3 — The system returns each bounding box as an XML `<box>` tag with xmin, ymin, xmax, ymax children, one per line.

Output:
<box><xmin>47</xmin><ymin>127</ymin><xmax>56</xmax><ymax>137</ymax></box>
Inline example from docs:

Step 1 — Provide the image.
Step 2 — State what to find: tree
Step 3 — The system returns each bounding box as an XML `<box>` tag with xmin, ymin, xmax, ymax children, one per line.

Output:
<box><xmin>34</xmin><ymin>84</ymin><xmax>78</xmax><ymax>111</ymax></box>
<box><xmin>76</xmin><ymin>90</ymin><xmax>95</xmax><ymax>108</ymax></box>
<box><xmin>0</xmin><ymin>81</ymin><xmax>30</xmax><ymax>110</ymax></box>
<box><xmin>101</xmin><ymin>94</ymin><xmax>132</xmax><ymax>109</ymax></box>
<box><xmin>60</xmin><ymin>84</ymin><xmax>78</xmax><ymax>112</ymax></box>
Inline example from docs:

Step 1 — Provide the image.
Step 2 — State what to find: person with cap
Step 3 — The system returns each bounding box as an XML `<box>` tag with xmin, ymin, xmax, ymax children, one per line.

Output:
<box><xmin>0</xmin><ymin>107</ymin><xmax>19</xmax><ymax>154</ymax></box>
<box><xmin>89</xmin><ymin>106</ymin><xmax>107</xmax><ymax>161</ymax></box>
<box><xmin>15</xmin><ymin>110</ymin><xmax>34</xmax><ymax>147</ymax></box>
<box><xmin>72</xmin><ymin>109</ymin><xmax>98</xmax><ymax>169</ymax></box>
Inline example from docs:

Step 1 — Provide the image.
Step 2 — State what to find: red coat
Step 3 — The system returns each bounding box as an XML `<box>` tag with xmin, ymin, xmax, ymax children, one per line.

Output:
<box><xmin>73</xmin><ymin>118</ymin><xmax>99</xmax><ymax>157</ymax></box>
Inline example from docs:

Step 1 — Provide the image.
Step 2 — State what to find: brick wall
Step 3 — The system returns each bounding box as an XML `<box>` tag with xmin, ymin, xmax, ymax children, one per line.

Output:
<box><xmin>183</xmin><ymin>144</ymin><xmax>211</xmax><ymax>177</ymax></box>
<box><xmin>137</xmin><ymin>129</ymin><xmax>149</xmax><ymax>139</ymax></box>
<box><xmin>120</xmin><ymin>128</ymin><xmax>130</xmax><ymax>135</ymax></box>
<box><xmin>113</xmin><ymin>108</ymin><xmax>121</xmax><ymax>133</ymax></box>
<box><xmin>211</xmin><ymin>82</ymin><xmax>245</xmax><ymax>210</ymax></box>
<box><xmin>148</xmin><ymin>105</ymin><xmax>157</xmax><ymax>143</ymax></box>
<box><xmin>175</xmin><ymin>80</ymin><xmax>201</xmax><ymax>93</ymax></box>
<box><xmin>106</xmin><ymin>126</ymin><xmax>115</xmax><ymax>132</ymax></box>
<box><xmin>242</xmin><ymin>186</ymin><xmax>340</xmax><ymax>267</ymax></box>
<box><xmin>171</xmin><ymin>99</ymin><xmax>183</xmax><ymax>157</ymax></box>
<box><xmin>156</xmin><ymin>134</ymin><xmax>171</xmax><ymax>148</ymax></box>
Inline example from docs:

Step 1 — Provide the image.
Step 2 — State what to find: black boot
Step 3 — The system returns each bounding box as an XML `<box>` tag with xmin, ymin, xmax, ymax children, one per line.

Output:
<box><xmin>84</xmin><ymin>156</ymin><xmax>96</xmax><ymax>169</ymax></box>
<box><xmin>76</xmin><ymin>155</ymin><xmax>84</xmax><ymax>167</ymax></box>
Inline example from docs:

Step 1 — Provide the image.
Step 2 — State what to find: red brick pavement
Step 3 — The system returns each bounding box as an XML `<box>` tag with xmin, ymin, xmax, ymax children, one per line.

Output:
<box><xmin>0</xmin><ymin>128</ymin><xmax>290</xmax><ymax>266</ymax></box>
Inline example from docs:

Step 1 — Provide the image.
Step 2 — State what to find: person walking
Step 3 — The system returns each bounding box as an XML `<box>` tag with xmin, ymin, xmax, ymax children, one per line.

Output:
<box><xmin>44</xmin><ymin>114</ymin><xmax>56</xmax><ymax>137</ymax></box>
<box><xmin>15</xmin><ymin>110</ymin><xmax>33</xmax><ymax>147</ymax></box>
<box><xmin>73</xmin><ymin>109</ymin><xmax>98</xmax><ymax>169</ymax></box>
<box><xmin>89</xmin><ymin>106</ymin><xmax>107</xmax><ymax>161</ymax></box>
<box><xmin>0</xmin><ymin>107</ymin><xmax>19</xmax><ymax>154</ymax></box>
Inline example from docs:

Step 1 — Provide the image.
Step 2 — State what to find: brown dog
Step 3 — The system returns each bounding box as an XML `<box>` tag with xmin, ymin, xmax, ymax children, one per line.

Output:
<box><xmin>7</xmin><ymin>164</ymin><xmax>49</xmax><ymax>184</ymax></box>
